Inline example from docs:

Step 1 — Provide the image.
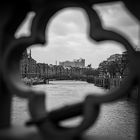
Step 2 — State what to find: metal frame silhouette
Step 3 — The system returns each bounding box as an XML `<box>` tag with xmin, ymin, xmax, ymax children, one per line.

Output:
<box><xmin>0</xmin><ymin>0</ymin><xmax>139</xmax><ymax>139</ymax></box>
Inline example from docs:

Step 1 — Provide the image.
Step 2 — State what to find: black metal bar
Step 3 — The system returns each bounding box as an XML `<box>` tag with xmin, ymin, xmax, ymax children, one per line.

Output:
<box><xmin>137</xmin><ymin>84</ymin><xmax>140</xmax><ymax>140</ymax></box>
<box><xmin>26</xmin><ymin>102</ymin><xmax>83</xmax><ymax>125</ymax></box>
<box><xmin>0</xmin><ymin>76</ymin><xmax>12</xmax><ymax>128</ymax></box>
<box><xmin>48</xmin><ymin>102</ymin><xmax>84</xmax><ymax>122</ymax></box>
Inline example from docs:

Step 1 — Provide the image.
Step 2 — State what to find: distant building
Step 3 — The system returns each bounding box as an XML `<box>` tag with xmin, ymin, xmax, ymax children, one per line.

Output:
<box><xmin>20</xmin><ymin>49</ymin><xmax>29</xmax><ymax>78</ymax></box>
<box><xmin>59</xmin><ymin>58</ymin><xmax>85</xmax><ymax>68</ymax></box>
<box><xmin>20</xmin><ymin>49</ymin><xmax>37</xmax><ymax>78</ymax></box>
<box><xmin>20</xmin><ymin>52</ymin><xmax>86</xmax><ymax>79</ymax></box>
<box><xmin>37</xmin><ymin>63</ymin><xmax>46</xmax><ymax>78</ymax></box>
<box><xmin>28</xmin><ymin>50</ymin><xmax>37</xmax><ymax>78</ymax></box>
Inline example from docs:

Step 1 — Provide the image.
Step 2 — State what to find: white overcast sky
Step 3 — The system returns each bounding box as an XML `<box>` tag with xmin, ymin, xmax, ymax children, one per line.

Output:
<box><xmin>16</xmin><ymin>2</ymin><xmax>139</xmax><ymax>68</ymax></box>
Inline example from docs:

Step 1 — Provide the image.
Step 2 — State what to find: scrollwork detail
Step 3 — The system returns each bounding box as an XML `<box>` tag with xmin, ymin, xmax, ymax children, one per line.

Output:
<box><xmin>1</xmin><ymin>0</ymin><xmax>140</xmax><ymax>139</ymax></box>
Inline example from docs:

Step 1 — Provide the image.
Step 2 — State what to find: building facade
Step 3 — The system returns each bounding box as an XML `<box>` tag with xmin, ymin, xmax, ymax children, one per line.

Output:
<box><xmin>20</xmin><ymin>51</ymin><xmax>87</xmax><ymax>79</ymax></box>
<box><xmin>59</xmin><ymin>58</ymin><xmax>85</xmax><ymax>68</ymax></box>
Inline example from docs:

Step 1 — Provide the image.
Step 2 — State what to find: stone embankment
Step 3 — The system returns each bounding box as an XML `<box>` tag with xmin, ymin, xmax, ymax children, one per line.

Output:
<box><xmin>21</xmin><ymin>77</ymin><xmax>49</xmax><ymax>86</ymax></box>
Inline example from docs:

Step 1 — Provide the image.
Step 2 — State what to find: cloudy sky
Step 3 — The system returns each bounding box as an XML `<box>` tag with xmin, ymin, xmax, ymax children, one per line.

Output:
<box><xmin>16</xmin><ymin>1</ymin><xmax>139</xmax><ymax>68</ymax></box>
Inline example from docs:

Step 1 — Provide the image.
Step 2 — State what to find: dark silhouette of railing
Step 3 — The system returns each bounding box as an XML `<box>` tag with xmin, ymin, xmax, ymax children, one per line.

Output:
<box><xmin>0</xmin><ymin>0</ymin><xmax>140</xmax><ymax>140</ymax></box>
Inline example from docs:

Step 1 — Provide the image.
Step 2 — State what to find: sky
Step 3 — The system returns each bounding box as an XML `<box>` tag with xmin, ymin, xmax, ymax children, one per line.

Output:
<box><xmin>16</xmin><ymin>1</ymin><xmax>139</xmax><ymax>68</ymax></box>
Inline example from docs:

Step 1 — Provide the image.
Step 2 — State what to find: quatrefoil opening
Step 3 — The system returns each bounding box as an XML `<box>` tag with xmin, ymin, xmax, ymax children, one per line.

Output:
<box><xmin>2</xmin><ymin>1</ymin><xmax>138</xmax><ymax>139</ymax></box>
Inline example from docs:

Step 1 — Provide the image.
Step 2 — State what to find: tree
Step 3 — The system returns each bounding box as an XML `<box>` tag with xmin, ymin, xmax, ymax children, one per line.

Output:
<box><xmin>84</xmin><ymin>68</ymin><xmax>99</xmax><ymax>77</ymax></box>
<box><xmin>108</xmin><ymin>52</ymin><xmax>128</xmax><ymax>78</ymax></box>
<box><xmin>106</xmin><ymin>52</ymin><xmax>128</xmax><ymax>78</ymax></box>
<box><xmin>98</xmin><ymin>52</ymin><xmax>128</xmax><ymax>78</ymax></box>
<box><xmin>87</xmin><ymin>64</ymin><xmax>92</xmax><ymax>68</ymax></box>
<box><xmin>107</xmin><ymin>61</ymin><xmax>118</xmax><ymax>78</ymax></box>
<box><xmin>118</xmin><ymin>52</ymin><xmax>128</xmax><ymax>77</ymax></box>
<box><xmin>98</xmin><ymin>61</ymin><xmax>109</xmax><ymax>77</ymax></box>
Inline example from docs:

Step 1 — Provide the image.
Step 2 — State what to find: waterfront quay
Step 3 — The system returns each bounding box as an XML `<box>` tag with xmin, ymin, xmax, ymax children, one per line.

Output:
<box><xmin>20</xmin><ymin>49</ymin><xmax>137</xmax><ymax>100</ymax></box>
<box><xmin>87</xmin><ymin>76</ymin><xmax>138</xmax><ymax>100</ymax></box>
<box><xmin>12</xmin><ymin>80</ymin><xmax>137</xmax><ymax>140</ymax></box>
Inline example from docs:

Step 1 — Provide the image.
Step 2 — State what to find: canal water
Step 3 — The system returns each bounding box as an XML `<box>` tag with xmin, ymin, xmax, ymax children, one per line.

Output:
<box><xmin>12</xmin><ymin>80</ymin><xmax>137</xmax><ymax>139</ymax></box>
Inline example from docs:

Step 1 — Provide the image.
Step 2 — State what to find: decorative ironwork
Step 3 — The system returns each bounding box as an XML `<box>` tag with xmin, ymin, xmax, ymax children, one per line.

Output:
<box><xmin>0</xmin><ymin>0</ymin><xmax>139</xmax><ymax>140</ymax></box>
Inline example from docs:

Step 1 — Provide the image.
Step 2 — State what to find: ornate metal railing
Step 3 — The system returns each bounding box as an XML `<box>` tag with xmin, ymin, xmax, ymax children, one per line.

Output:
<box><xmin>0</xmin><ymin>0</ymin><xmax>139</xmax><ymax>140</ymax></box>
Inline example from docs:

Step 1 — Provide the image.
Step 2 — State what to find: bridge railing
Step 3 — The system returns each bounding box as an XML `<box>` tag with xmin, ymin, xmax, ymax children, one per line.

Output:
<box><xmin>0</xmin><ymin>0</ymin><xmax>140</xmax><ymax>140</ymax></box>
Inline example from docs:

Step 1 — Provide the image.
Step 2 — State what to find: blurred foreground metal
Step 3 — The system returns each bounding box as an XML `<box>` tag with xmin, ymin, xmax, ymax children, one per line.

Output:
<box><xmin>0</xmin><ymin>0</ymin><xmax>140</xmax><ymax>140</ymax></box>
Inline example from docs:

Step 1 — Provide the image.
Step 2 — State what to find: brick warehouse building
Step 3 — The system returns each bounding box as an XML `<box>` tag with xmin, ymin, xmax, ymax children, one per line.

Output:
<box><xmin>20</xmin><ymin>50</ymin><xmax>87</xmax><ymax>79</ymax></box>
<box><xmin>20</xmin><ymin>50</ymin><xmax>37</xmax><ymax>78</ymax></box>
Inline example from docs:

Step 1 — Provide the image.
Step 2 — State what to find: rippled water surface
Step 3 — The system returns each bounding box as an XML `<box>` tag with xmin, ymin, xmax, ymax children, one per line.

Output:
<box><xmin>12</xmin><ymin>80</ymin><xmax>137</xmax><ymax>140</ymax></box>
